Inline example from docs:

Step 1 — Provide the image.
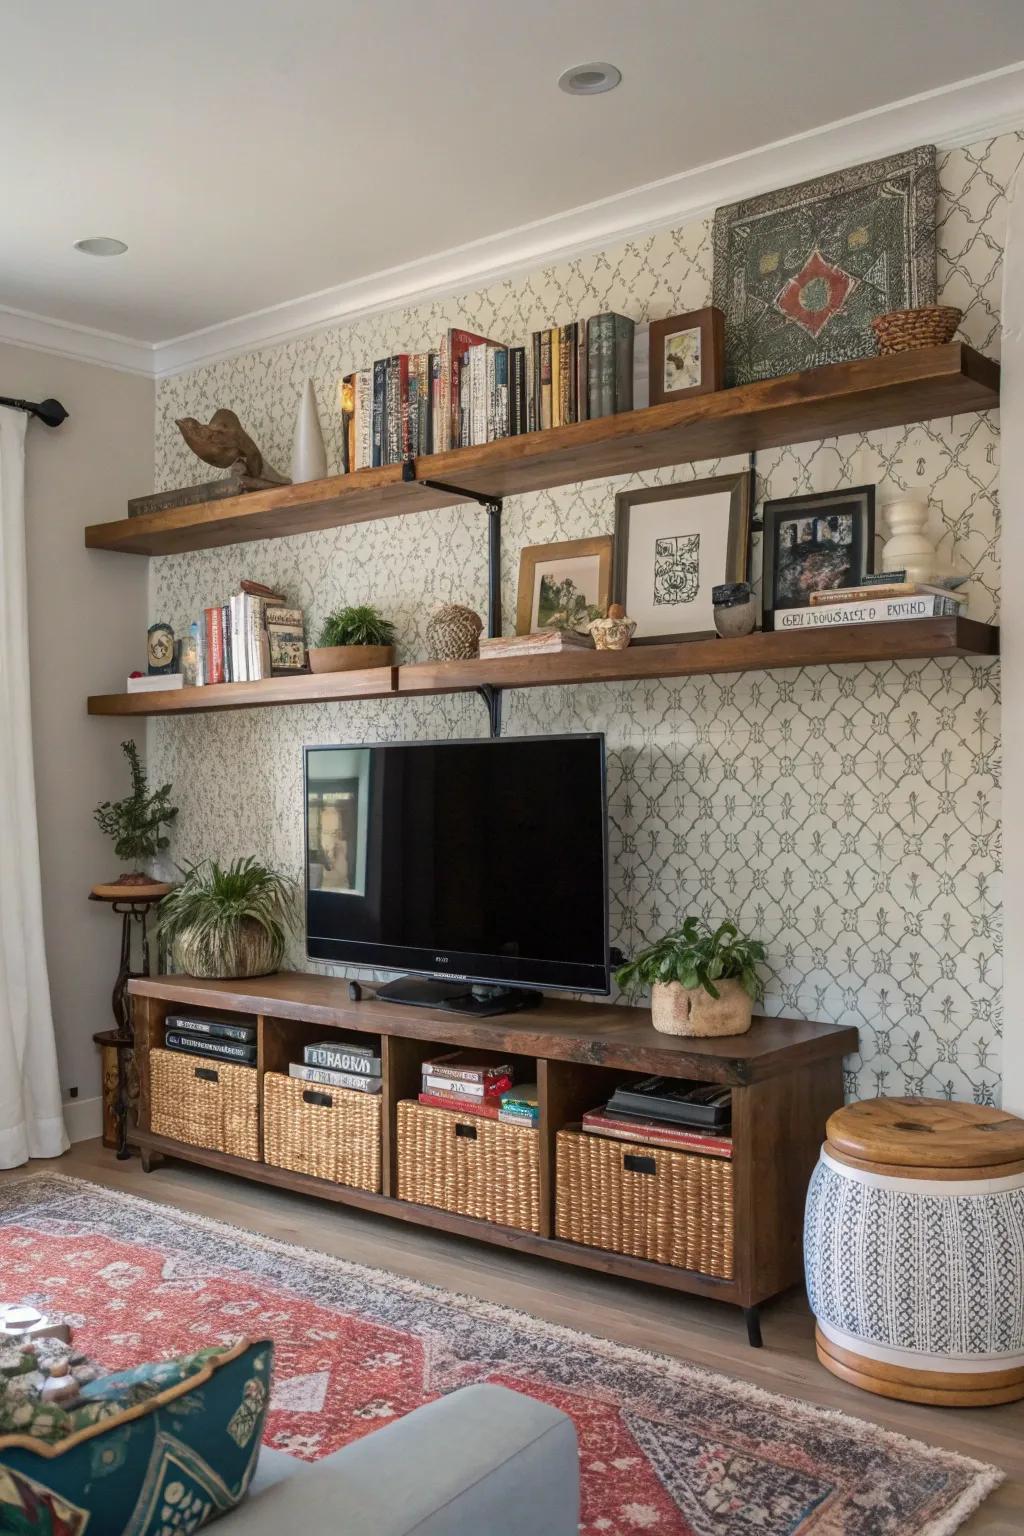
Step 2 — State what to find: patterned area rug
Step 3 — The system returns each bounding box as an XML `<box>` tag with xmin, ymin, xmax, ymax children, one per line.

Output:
<box><xmin>0</xmin><ymin>1174</ymin><xmax>1002</xmax><ymax>1535</ymax></box>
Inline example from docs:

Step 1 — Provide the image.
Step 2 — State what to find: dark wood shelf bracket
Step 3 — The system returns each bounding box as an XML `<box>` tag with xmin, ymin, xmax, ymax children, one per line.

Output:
<box><xmin>420</xmin><ymin>474</ymin><xmax>505</xmax><ymax>736</ymax></box>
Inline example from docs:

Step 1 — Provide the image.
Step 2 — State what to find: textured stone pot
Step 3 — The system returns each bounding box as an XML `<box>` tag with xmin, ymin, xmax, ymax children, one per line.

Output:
<box><xmin>307</xmin><ymin>644</ymin><xmax>394</xmax><ymax>673</ymax></box>
<box><xmin>171</xmin><ymin>917</ymin><xmax>283</xmax><ymax>979</ymax></box>
<box><xmin>651</xmin><ymin>978</ymin><xmax>753</xmax><ymax>1037</ymax></box>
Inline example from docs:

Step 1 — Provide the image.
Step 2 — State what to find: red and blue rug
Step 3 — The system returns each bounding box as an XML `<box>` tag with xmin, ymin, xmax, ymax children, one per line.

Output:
<box><xmin>0</xmin><ymin>1174</ymin><xmax>1002</xmax><ymax>1534</ymax></box>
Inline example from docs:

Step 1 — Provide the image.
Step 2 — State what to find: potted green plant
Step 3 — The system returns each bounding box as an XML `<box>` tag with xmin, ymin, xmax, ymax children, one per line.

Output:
<box><xmin>614</xmin><ymin>917</ymin><xmax>766</xmax><ymax>1037</ymax></box>
<box><xmin>308</xmin><ymin>605</ymin><xmax>396</xmax><ymax>673</ymax></box>
<box><xmin>156</xmin><ymin>856</ymin><xmax>297</xmax><ymax>979</ymax></box>
<box><xmin>92</xmin><ymin>741</ymin><xmax>178</xmax><ymax>898</ymax></box>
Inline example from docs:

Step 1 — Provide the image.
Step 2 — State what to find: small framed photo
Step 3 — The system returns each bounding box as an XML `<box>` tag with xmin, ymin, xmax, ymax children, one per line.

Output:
<box><xmin>613</xmin><ymin>473</ymin><xmax>751</xmax><ymax>643</ymax></box>
<box><xmin>761</xmin><ymin>486</ymin><xmax>875</xmax><ymax>630</ymax></box>
<box><xmin>648</xmin><ymin>307</ymin><xmax>725</xmax><ymax>405</ymax></box>
<box><xmin>516</xmin><ymin>535</ymin><xmax>614</xmax><ymax>635</ymax></box>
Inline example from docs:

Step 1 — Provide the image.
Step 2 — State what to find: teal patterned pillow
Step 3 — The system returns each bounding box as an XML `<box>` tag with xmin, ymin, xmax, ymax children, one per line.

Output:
<box><xmin>0</xmin><ymin>1337</ymin><xmax>273</xmax><ymax>1535</ymax></box>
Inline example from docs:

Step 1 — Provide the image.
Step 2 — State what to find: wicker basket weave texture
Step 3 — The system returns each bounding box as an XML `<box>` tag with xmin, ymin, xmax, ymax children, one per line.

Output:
<box><xmin>871</xmin><ymin>306</ymin><xmax>961</xmax><ymax>354</ymax></box>
<box><xmin>396</xmin><ymin>1101</ymin><xmax>540</xmax><ymax>1233</ymax></box>
<box><xmin>555</xmin><ymin>1130</ymin><xmax>734</xmax><ymax>1279</ymax></box>
<box><xmin>150</xmin><ymin>1047</ymin><xmax>258</xmax><ymax>1161</ymax></box>
<box><xmin>263</xmin><ymin>1072</ymin><xmax>381</xmax><ymax>1190</ymax></box>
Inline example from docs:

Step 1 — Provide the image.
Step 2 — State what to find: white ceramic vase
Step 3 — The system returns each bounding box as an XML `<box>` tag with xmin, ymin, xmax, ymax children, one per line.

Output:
<box><xmin>291</xmin><ymin>378</ymin><xmax>328</xmax><ymax>484</ymax></box>
<box><xmin>880</xmin><ymin>493</ymin><xmax>938</xmax><ymax>583</ymax></box>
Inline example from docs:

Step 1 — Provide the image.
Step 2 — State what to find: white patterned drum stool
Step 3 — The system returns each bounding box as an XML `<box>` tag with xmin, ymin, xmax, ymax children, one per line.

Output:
<box><xmin>804</xmin><ymin>1097</ymin><xmax>1024</xmax><ymax>1406</ymax></box>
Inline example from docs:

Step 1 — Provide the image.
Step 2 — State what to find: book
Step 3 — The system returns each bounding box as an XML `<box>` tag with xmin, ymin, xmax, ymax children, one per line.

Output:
<box><xmin>418</xmin><ymin>1091</ymin><xmax>500</xmax><ymax>1119</ymax></box>
<box><xmin>582</xmin><ymin>1107</ymin><xmax>733</xmax><ymax>1158</ymax></box>
<box><xmin>539</xmin><ymin>330</ymin><xmax>552</xmax><ymax>430</ymax></box>
<box><xmin>265</xmin><ymin>606</ymin><xmax>306</xmax><ymax>674</ymax></box>
<box><xmin>441</xmin><ymin>328</ymin><xmax>505</xmax><ymax>449</ymax></box>
<box><xmin>614</xmin><ymin>314</ymin><xmax>635</xmax><ymax>413</ymax></box>
<box><xmin>499</xmin><ymin>1105</ymin><xmax>539</xmax><ymax>1127</ymax></box>
<box><xmin>354</xmin><ymin>369</ymin><xmax>373</xmax><ymax>469</ymax></box>
<box><xmin>165</xmin><ymin>1032</ymin><xmax>256</xmax><ymax>1065</ymax></box>
<box><xmin>422</xmin><ymin>1050</ymin><xmax>515</xmax><ymax>1084</ymax></box>
<box><xmin>205</xmin><ymin>606</ymin><xmax>224</xmax><ymax>684</ymax></box>
<box><xmin>550</xmin><ymin>327</ymin><xmax>561</xmax><ymax>428</ymax></box>
<box><xmin>607</xmin><ymin>1077</ymin><xmax>732</xmax><ymax>1128</ymax></box>
<box><xmin>421</xmin><ymin>1072</ymin><xmax>511</xmax><ymax>1099</ymax></box>
<box><xmin>501</xmin><ymin>1082</ymin><xmax>538</xmax><ymax>1108</ymax></box>
<box><xmin>289</xmin><ymin>1062</ymin><xmax>382</xmax><ymax>1093</ymax></box>
<box><xmin>809</xmin><ymin>581</ymin><xmax>968</xmax><ymax>606</ymax></box>
<box><xmin>509</xmin><ymin>347</ymin><xmax>527</xmax><ymax>436</ymax></box>
<box><xmin>303</xmin><ymin>1040</ymin><xmax>381</xmax><ymax>1075</ymax></box>
<box><xmin>372</xmin><ymin>358</ymin><xmax>386</xmax><ymax>467</ymax></box>
<box><xmin>774</xmin><ymin>594</ymin><xmax>961</xmax><ymax>630</ymax></box>
<box><xmin>478</xmin><ymin>630</ymin><xmax>594</xmax><ymax>659</ymax></box>
<box><xmin>165</xmin><ymin>1014</ymin><xmax>256</xmax><ymax>1044</ymax></box>
<box><xmin>126</xmin><ymin>673</ymin><xmax>183</xmax><ymax>692</ymax></box>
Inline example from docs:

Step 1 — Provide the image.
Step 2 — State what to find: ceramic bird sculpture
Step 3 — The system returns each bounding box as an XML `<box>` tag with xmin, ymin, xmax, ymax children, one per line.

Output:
<box><xmin>175</xmin><ymin>409</ymin><xmax>290</xmax><ymax>485</ymax></box>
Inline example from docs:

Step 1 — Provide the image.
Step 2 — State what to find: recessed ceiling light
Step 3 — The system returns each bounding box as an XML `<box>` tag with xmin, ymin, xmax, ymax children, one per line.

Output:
<box><xmin>73</xmin><ymin>236</ymin><xmax>128</xmax><ymax>257</ymax></box>
<box><xmin>558</xmin><ymin>62</ymin><xmax>621</xmax><ymax>96</ymax></box>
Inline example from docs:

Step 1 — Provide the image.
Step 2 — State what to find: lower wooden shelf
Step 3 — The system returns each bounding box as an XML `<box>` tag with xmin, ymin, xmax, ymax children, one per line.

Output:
<box><xmin>88</xmin><ymin>618</ymin><xmax>997</xmax><ymax>717</ymax></box>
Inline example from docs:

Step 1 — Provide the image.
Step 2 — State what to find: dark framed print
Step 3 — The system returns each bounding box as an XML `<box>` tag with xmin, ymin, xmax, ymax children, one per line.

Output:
<box><xmin>613</xmin><ymin>472</ymin><xmax>751</xmax><ymax>643</ymax></box>
<box><xmin>648</xmin><ymin>307</ymin><xmax>725</xmax><ymax>405</ymax></box>
<box><xmin>761</xmin><ymin>485</ymin><xmax>875</xmax><ymax>631</ymax></box>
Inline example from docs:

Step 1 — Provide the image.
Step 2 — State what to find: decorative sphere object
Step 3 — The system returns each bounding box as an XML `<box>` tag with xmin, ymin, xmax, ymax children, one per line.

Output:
<box><xmin>712</xmin><ymin>581</ymin><xmax>757</xmax><ymax>638</ymax></box>
<box><xmin>426</xmin><ymin>603</ymin><xmax>484</xmax><ymax>661</ymax></box>
<box><xmin>589</xmin><ymin>602</ymin><xmax>636</xmax><ymax>650</ymax></box>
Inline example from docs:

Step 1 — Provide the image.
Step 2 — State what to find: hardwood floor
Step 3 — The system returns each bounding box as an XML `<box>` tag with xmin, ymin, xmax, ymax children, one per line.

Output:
<box><xmin>5</xmin><ymin>1141</ymin><xmax>1023</xmax><ymax>1532</ymax></box>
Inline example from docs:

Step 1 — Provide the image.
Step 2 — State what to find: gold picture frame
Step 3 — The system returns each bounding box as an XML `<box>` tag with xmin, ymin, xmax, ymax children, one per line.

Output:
<box><xmin>515</xmin><ymin>535</ymin><xmax>614</xmax><ymax>635</ymax></box>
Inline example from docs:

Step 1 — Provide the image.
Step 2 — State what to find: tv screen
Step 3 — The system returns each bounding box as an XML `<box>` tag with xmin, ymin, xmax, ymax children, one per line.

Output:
<box><xmin>305</xmin><ymin>734</ymin><xmax>608</xmax><ymax>994</ymax></box>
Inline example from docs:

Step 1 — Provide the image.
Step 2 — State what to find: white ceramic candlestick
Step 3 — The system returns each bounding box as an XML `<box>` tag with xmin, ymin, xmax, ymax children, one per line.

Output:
<box><xmin>880</xmin><ymin>493</ymin><xmax>938</xmax><ymax>583</ymax></box>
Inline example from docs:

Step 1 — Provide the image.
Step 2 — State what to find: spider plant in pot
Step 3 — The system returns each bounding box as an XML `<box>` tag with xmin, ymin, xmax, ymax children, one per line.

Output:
<box><xmin>91</xmin><ymin>740</ymin><xmax>177</xmax><ymax>899</ymax></box>
<box><xmin>156</xmin><ymin>857</ymin><xmax>298</xmax><ymax>979</ymax></box>
<box><xmin>614</xmin><ymin>917</ymin><xmax>766</xmax><ymax>1037</ymax></box>
<box><xmin>308</xmin><ymin>605</ymin><xmax>396</xmax><ymax>673</ymax></box>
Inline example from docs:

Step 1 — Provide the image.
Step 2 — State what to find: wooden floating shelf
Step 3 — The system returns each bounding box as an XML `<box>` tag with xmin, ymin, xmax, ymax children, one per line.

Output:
<box><xmin>84</xmin><ymin>344</ymin><xmax>999</xmax><ymax>557</ymax></box>
<box><xmin>87</xmin><ymin>618</ymin><xmax>998</xmax><ymax>716</ymax></box>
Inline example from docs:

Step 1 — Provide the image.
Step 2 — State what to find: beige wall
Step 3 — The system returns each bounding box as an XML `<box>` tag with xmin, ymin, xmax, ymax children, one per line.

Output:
<box><xmin>1</xmin><ymin>341</ymin><xmax>153</xmax><ymax>1119</ymax></box>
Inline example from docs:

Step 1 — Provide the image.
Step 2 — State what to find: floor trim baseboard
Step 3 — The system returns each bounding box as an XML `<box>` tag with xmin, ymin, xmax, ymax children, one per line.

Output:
<box><xmin>63</xmin><ymin>1096</ymin><xmax>104</xmax><ymax>1145</ymax></box>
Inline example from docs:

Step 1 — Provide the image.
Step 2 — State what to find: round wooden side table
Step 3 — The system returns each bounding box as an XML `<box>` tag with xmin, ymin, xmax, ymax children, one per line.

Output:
<box><xmin>804</xmin><ymin>1097</ymin><xmax>1024</xmax><ymax>1406</ymax></box>
<box><xmin>89</xmin><ymin>884</ymin><xmax>169</xmax><ymax>1159</ymax></box>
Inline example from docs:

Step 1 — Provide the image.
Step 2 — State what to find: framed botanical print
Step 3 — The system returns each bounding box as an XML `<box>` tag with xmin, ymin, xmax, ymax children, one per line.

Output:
<box><xmin>515</xmin><ymin>535</ymin><xmax>614</xmax><ymax>635</ymax></box>
<box><xmin>761</xmin><ymin>485</ymin><xmax>875</xmax><ymax>631</ymax></box>
<box><xmin>648</xmin><ymin>307</ymin><xmax>725</xmax><ymax>405</ymax></box>
<box><xmin>613</xmin><ymin>473</ymin><xmax>751</xmax><ymax>643</ymax></box>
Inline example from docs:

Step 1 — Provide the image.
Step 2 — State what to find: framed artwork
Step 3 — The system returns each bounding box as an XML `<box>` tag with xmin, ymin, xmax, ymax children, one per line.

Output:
<box><xmin>613</xmin><ymin>473</ymin><xmax>751</xmax><ymax>643</ymax></box>
<box><xmin>648</xmin><ymin>307</ymin><xmax>725</xmax><ymax>405</ymax></box>
<box><xmin>761</xmin><ymin>486</ymin><xmax>875</xmax><ymax>631</ymax></box>
<box><xmin>712</xmin><ymin>146</ymin><xmax>937</xmax><ymax>386</ymax></box>
<box><xmin>516</xmin><ymin>535</ymin><xmax>614</xmax><ymax>635</ymax></box>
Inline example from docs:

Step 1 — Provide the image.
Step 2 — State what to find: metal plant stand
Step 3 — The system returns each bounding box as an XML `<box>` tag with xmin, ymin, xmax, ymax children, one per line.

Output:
<box><xmin>89</xmin><ymin>890</ymin><xmax>164</xmax><ymax>1159</ymax></box>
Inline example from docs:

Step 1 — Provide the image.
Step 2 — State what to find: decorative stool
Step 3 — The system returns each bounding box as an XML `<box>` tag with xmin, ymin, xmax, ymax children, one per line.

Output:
<box><xmin>805</xmin><ymin>1097</ymin><xmax>1024</xmax><ymax>1406</ymax></box>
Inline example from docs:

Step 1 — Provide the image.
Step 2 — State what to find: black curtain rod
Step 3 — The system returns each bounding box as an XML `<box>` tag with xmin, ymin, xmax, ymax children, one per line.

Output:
<box><xmin>0</xmin><ymin>395</ymin><xmax>69</xmax><ymax>428</ymax></box>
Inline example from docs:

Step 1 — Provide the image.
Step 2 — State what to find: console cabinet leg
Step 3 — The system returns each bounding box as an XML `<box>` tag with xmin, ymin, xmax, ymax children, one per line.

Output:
<box><xmin>140</xmin><ymin>1149</ymin><xmax>163</xmax><ymax>1174</ymax></box>
<box><xmin>743</xmin><ymin>1306</ymin><xmax>763</xmax><ymax>1349</ymax></box>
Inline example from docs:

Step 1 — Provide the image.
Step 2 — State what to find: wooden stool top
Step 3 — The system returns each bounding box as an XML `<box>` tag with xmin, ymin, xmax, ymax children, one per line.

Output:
<box><xmin>826</xmin><ymin>1097</ymin><xmax>1024</xmax><ymax>1171</ymax></box>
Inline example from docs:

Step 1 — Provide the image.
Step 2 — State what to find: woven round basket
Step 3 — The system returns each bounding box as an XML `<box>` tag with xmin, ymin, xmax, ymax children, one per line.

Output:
<box><xmin>871</xmin><ymin>306</ymin><xmax>961</xmax><ymax>354</ymax></box>
<box><xmin>425</xmin><ymin>604</ymin><xmax>483</xmax><ymax>661</ymax></box>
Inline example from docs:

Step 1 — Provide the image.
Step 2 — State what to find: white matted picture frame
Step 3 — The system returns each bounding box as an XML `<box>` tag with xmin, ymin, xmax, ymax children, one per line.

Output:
<box><xmin>612</xmin><ymin>473</ymin><xmax>752</xmax><ymax>642</ymax></box>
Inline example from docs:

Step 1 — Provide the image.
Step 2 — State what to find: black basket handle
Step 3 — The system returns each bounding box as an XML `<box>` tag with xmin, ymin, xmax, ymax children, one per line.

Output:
<box><xmin>455</xmin><ymin>1122</ymin><xmax>478</xmax><ymax>1140</ymax></box>
<box><xmin>195</xmin><ymin>1067</ymin><xmax>219</xmax><ymax>1083</ymax></box>
<box><xmin>303</xmin><ymin>1089</ymin><xmax>333</xmax><ymax>1108</ymax></box>
<box><xmin>623</xmin><ymin>1152</ymin><xmax>657</xmax><ymax>1176</ymax></box>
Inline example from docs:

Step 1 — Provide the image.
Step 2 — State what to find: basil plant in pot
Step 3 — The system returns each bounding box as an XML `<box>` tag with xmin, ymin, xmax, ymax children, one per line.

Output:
<box><xmin>308</xmin><ymin>605</ymin><xmax>396</xmax><ymax>674</ymax></box>
<box><xmin>615</xmin><ymin>917</ymin><xmax>766</xmax><ymax>1038</ymax></box>
<box><xmin>156</xmin><ymin>856</ymin><xmax>297</xmax><ymax>979</ymax></box>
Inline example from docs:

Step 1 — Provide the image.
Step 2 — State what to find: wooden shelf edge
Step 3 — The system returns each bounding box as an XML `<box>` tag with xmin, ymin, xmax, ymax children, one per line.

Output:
<box><xmin>88</xmin><ymin>621</ymin><xmax>998</xmax><ymax>717</ymax></box>
<box><xmin>84</xmin><ymin>345</ymin><xmax>999</xmax><ymax>557</ymax></box>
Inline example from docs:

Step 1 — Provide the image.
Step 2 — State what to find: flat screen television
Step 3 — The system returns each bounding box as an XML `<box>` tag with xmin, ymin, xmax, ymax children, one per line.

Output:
<box><xmin>305</xmin><ymin>734</ymin><xmax>608</xmax><ymax>1013</ymax></box>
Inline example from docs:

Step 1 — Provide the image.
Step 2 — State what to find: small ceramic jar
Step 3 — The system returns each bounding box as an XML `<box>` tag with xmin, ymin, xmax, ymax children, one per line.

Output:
<box><xmin>589</xmin><ymin>603</ymin><xmax>636</xmax><ymax>650</ymax></box>
<box><xmin>712</xmin><ymin>582</ymin><xmax>757</xmax><ymax>638</ymax></box>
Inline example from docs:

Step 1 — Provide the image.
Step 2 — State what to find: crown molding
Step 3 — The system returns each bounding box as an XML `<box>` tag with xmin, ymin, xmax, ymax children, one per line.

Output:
<box><xmin>0</xmin><ymin>303</ymin><xmax>154</xmax><ymax>377</ymax></box>
<box><xmin>4</xmin><ymin>63</ymin><xmax>1023</xmax><ymax>381</ymax></box>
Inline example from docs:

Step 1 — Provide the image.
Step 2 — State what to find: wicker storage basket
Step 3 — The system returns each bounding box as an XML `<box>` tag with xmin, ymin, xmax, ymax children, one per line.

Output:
<box><xmin>555</xmin><ymin>1129</ymin><xmax>734</xmax><ymax>1279</ymax></box>
<box><xmin>149</xmin><ymin>1046</ymin><xmax>258</xmax><ymax>1160</ymax></box>
<box><xmin>396</xmin><ymin>1101</ymin><xmax>540</xmax><ymax>1232</ymax></box>
<box><xmin>871</xmin><ymin>305</ymin><xmax>961</xmax><ymax>354</ymax></box>
<box><xmin>263</xmin><ymin>1072</ymin><xmax>382</xmax><ymax>1191</ymax></box>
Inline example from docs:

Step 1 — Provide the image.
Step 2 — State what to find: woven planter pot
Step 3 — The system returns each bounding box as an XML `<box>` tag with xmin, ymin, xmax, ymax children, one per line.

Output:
<box><xmin>171</xmin><ymin>916</ymin><xmax>283</xmax><ymax>979</ymax></box>
<box><xmin>651</xmin><ymin>978</ymin><xmax>753</xmax><ymax>1037</ymax></box>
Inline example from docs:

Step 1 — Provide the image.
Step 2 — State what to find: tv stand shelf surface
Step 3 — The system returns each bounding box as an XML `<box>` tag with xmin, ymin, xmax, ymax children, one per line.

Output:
<box><xmin>130</xmin><ymin>973</ymin><xmax>855</xmax><ymax>1332</ymax></box>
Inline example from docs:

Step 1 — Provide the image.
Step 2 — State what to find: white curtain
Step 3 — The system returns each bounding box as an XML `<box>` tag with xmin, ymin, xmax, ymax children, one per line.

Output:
<box><xmin>1002</xmin><ymin>165</ymin><xmax>1024</xmax><ymax>1116</ymax></box>
<box><xmin>0</xmin><ymin>405</ymin><xmax>68</xmax><ymax>1166</ymax></box>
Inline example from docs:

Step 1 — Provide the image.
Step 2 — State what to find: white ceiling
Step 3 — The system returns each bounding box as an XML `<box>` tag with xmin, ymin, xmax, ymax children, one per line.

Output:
<box><xmin>3</xmin><ymin>1</ymin><xmax>1024</xmax><ymax>371</ymax></box>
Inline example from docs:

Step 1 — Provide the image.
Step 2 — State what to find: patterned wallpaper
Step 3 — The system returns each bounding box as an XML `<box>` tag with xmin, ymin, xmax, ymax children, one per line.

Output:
<box><xmin>149</xmin><ymin>134</ymin><xmax>1020</xmax><ymax>1105</ymax></box>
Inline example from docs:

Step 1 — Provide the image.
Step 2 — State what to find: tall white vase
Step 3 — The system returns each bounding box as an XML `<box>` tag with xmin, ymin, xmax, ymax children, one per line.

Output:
<box><xmin>290</xmin><ymin>379</ymin><xmax>328</xmax><ymax>484</ymax></box>
<box><xmin>880</xmin><ymin>493</ymin><xmax>938</xmax><ymax>583</ymax></box>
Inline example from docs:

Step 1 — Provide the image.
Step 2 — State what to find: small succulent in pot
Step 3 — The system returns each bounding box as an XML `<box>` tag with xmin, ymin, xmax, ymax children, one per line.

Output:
<box><xmin>309</xmin><ymin>605</ymin><xmax>396</xmax><ymax>673</ymax></box>
<box><xmin>156</xmin><ymin>856</ymin><xmax>298</xmax><ymax>979</ymax></box>
<box><xmin>615</xmin><ymin>917</ymin><xmax>766</xmax><ymax>1037</ymax></box>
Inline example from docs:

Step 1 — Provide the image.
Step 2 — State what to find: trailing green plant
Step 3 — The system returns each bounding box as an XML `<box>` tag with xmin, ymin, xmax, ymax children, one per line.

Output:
<box><xmin>156</xmin><ymin>856</ymin><xmax>298</xmax><ymax>975</ymax></box>
<box><xmin>94</xmin><ymin>741</ymin><xmax>178</xmax><ymax>866</ymax></box>
<box><xmin>317</xmin><ymin>605</ymin><xmax>396</xmax><ymax>648</ymax></box>
<box><xmin>614</xmin><ymin>917</ymin><xmax>766</xmax><ymax>1002</ymax></box>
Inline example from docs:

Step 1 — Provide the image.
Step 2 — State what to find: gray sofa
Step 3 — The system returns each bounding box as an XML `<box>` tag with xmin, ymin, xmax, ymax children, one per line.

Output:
<box><xmin>221</xmin><ymin>1383</ymin><xmax>580</xmax><ymax>1536</ymax></box>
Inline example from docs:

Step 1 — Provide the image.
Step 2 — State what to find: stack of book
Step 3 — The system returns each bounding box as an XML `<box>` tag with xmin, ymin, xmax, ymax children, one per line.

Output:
<box><xmin>180</xmin><ymin>581</ymin><xmax>306</xmax><ymax>686</ymax></box>
<box><xmin>498</xmin><ymin>1083</ymin><xmax>539</xmax><ymax>1128</ymax></box>
<box><xmin>289</xmin><ymin>1038</ymin><xmax>381</xmax><ymax>1093</ymax></box>
<box><xmin>582</xmin><ymin>1077</ymin><xmax>732</xmax><ymax>1158</ymax></box>
<box><xmin>478</xmin><ymin>631</ymin><xmax>594</xmax><ymax>660</ymax></box>
<box><xmin>776</xmin><ymin>572</ymin><xmax>966</xmax><ymax>632</ymax></box>
<box><xmin>164</xmin><ymin>1013</ymin><xmax>256</xmax><ymax>1066</ymax></box>
<box><xmin>342</xmin><ymin>312</ymin><xmax>636</xmax><ymax>468</ymax></box>
<box><xmin>418</xmin><ymin>1050</ymin><xmax>514</xmax><ymax>1118</ymax></box>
